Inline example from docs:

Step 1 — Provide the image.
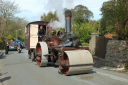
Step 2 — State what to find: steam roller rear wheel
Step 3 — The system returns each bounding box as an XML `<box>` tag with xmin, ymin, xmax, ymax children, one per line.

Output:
<box><xmin>28</xmin><ymin>50</ymin><xmax>31</xmax><ymax>59</ymax></box>
<box><xmin>31</xmin><ymin>52</ymin><xmax>35</xmax><ymax>61</ymax></box>
<box><xmin>59</xmin><ymin>50</ymin><xmax>93</xmax><ymax>75</ymax></box>
<box><xmin>35</xmin><ymin>42</ymin><xmax>48</xmax><ymax>67</ymax></box>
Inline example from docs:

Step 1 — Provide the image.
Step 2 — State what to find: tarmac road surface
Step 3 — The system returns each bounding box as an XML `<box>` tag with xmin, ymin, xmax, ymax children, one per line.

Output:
<box><xmin>0</xmin><ymin>49</ymin><xmax>128</xmax><ymax>85</ymax></box>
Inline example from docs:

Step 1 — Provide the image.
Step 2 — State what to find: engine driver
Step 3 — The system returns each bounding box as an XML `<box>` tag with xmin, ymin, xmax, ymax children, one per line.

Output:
<box><xmin>38</xmin><ymin>26</ymin><xmax>45</xmax><ymax>41</ymax></box>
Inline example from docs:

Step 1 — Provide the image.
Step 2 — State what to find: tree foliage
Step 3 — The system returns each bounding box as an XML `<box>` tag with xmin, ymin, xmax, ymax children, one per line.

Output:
<box><xmin>100</xmin><ymin>0</ymin><xmax>128</xmax><ymax>40</ymax></box>
<box><xmin>73</xmin><ymin>21</ymin><xmax>99</xmax><ymax>43</ymax></box>
<box><xmin>0</xmin><ymin>0</ymin><xmax>18</xmax><ymax>40</ymax></box>
<box><xmin>71</xmin><ymin>5</ymin><xmax>93</xmax><ymax>25</ymax></box>
<box><xmin>40</xmin><ymin>11</ymin><xmax>58</xmax><ymax>22</ymax></box>
<box><xmin>70</xmin><ymin>5</ymin><xmax>97</xmax><ymax>44</ymax></box>
<box><xmin>0</xmin><ymin>0</ymin><xmax>27</xmax><ymax>47</ymax></box>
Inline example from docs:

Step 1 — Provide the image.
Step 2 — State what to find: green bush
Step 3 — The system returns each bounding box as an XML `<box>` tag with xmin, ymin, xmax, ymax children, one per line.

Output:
<box><xmin>0</xmin><ymin>41</ymin><xmax>4</xmax><ymax>49</ymax></box>
<box><xmin>74</xmin><ymin>22</ymin><xmax>98</xmax><ymax>44</ymax></box>
<box><xmin>81</xmin><ymin>42</ymin><xmax>89</xmax><ymax>46</ymax></box>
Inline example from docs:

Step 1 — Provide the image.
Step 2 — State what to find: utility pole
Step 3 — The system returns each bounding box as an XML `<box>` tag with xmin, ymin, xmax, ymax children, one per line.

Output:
<box><xmin>16</xmin><ymin>29</ymin><xmax>22</xmax><ymax>40</ymax></box>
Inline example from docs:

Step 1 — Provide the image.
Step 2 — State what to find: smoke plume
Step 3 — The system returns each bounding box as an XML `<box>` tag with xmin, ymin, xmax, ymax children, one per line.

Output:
<box><xmin>46</xmin><ymin>0</ymin><xmax>74</xmax><ymax>29</ymax></box>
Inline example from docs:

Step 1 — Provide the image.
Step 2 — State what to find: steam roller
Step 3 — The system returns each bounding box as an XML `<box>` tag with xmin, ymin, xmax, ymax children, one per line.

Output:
<box><xmin>34</xmin><ymin>10</ymin><xmax>93</xmax><ymax>75</ymax></box>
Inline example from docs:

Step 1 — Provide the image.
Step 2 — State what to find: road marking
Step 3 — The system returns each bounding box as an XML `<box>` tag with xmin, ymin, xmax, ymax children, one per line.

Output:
<box><xmin>97</xmin><ymin>72</ymin><xmax>128</xmax><ymax>83</ymax></box>
<box><xmin>71</xmin><ymin>76</ymin><xmax>94</xmax><ymax>85</ymax></box>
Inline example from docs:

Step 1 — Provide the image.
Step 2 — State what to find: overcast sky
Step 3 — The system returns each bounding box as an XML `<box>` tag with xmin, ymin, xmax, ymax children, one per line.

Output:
<box><xmin>9</xmin><ymin>0</ymin><xmax>109</xmax><ymax>22</ymax></box>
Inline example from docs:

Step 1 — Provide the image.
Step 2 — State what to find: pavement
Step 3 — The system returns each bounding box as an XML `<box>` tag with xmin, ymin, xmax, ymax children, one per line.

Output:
<box><xmin>0</xmin><ymin>49</ymin><xmax>128</xmax><ymax>85</ymax></box>
<box><xmin>0</xmin><ymin>49</ymin><xmax>4</xmax><ymax>85</ymax></box>
<box><xmin>0</xmin><ymin>50</ymin><xmax>4</xmax><ymax>52</ymax></box>
<box><xmin>0</xmin><ymin>50</ymin><xmax>5</xmax><ymax>58</ymax></box>
<box><xmin>93</xmin><ymin>56</ymin><xmax>128</xmax><ymax>74</ymax></box>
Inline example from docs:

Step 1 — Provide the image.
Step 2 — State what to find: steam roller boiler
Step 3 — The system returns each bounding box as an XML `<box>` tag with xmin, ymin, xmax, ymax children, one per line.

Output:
<box><xmin>35</xmin><ymin>10</ymin><xmax>93</xmax><ymax>75</ymax></box>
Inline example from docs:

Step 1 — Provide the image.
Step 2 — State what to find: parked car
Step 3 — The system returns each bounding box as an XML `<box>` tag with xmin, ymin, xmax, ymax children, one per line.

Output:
<box><xmin>9</xmin><ymin>43</ymin><xmax>18</xmax><ymax>51</ymax></box>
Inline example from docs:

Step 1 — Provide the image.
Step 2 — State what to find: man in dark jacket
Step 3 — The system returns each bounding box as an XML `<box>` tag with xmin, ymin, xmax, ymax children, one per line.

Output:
<box><xmin>5</xmin><ymin>42</ymin><xmax>9</xmax><ymax>54</ymax></box>
<box><xmin>38</xmin><ymin>26</ymin><xmax>45</xmax><ymax>41</ymax></box>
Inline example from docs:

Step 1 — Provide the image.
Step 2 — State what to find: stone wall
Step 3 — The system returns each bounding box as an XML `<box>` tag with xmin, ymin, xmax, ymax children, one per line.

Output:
<box><xmin>105</xmin><ymin>40</ymin><xmax>128</xmax><ymax>68</ymax></box>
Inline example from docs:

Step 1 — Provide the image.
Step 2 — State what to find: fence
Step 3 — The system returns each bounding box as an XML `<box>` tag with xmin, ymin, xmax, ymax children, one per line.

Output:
<box><xmin>89</xmin><ymin>33</ymin><xmax>111</xmax><ymax>59</ymax></box>
<box><xmin>95</xmin><ymin>36</ymin><xmax>111</xmax><ymax>59</ymax></box>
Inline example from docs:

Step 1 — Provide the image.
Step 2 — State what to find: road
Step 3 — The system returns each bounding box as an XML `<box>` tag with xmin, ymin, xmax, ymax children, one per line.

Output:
<box><xmin>0</xmin><ymin>49</ymin><xmax>128</xmax><ymax>85</ymax></box>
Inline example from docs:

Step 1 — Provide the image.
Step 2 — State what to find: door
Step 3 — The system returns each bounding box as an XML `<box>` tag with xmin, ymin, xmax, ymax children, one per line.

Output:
<box><xmin>30</xmin><ymin>24</ymin><xmax>38</xmax><ymax>48</ymax></box>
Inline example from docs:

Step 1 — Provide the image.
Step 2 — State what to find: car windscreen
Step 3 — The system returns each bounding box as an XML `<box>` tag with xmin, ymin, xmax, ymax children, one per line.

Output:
<box><xmin>9</xmin><ymin>43</ymin><xmax>17</xmax><ymax>46</ymax></box>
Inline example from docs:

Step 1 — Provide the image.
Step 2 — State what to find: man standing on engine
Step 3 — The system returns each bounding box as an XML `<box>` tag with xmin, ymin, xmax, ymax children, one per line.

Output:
<box><xmin>38</xmin><ymin>26</ymin><xmax>45</xmax><ymax>41</ymax></box>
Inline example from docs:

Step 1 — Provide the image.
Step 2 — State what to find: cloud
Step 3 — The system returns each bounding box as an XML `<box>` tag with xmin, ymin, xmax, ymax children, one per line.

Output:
<box><xmin>9</xmin><ymin>0</ymin><xmax>109</xmax><ymax>22</ymax></box>
<box><xmin>9</xmin><ymin>0</ymin><xmax>48</xmax><ymax>21</ymax></box>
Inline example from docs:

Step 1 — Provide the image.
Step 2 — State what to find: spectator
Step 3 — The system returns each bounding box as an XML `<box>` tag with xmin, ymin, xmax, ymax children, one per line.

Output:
<box><xmin>5</xmin><ymin>42</ymin><xmax>9</xmax><ymax>54</ymax></box>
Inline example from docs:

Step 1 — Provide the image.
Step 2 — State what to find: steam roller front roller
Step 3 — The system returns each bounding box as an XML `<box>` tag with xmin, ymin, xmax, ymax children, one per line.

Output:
<box><xmin>59</xmin><ymin>50</ymin><xmax>93</xmax><ymax>75</ymax></box>
<box><xmin>35</xmin><ymin>42</ymin><xmax>48</xmax><ymax>67</ymax></box>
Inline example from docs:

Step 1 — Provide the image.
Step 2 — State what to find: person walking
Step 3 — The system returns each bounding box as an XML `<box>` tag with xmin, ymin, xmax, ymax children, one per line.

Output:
<box><xmin>5</xmin><ymin>42</ymin><xmax>9</xmax><ymax>54</ymax></box>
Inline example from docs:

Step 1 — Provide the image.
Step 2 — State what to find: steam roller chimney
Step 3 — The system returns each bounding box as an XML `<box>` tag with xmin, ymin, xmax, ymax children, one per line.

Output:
<box><xmin>65</xmin><ymin>10</ymin><xmax>72</xmax><ymax>37</ymax></box>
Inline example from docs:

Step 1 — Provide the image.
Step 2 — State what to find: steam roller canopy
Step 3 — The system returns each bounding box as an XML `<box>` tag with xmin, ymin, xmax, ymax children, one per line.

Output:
<box><xmin>36</xmin><ymin>42</ymin><xmax>48</xmax><ymax>67</ymax></box>
<box><xmin>59</xmin><ymin>50</ymin><xmax>93</xmax><ymax>75</ymax></box>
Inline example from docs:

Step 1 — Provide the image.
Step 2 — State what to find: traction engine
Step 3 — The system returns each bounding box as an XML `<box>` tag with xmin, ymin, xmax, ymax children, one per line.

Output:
<box><xmin>35</xmin><ymin>10</ymin><xmax>93</xmax><ymax>75</ymax></box>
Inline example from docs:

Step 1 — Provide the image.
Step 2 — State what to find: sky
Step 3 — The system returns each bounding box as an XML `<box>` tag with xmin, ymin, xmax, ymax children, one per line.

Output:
<box><xmin>9</xmin><ymin>0</ymin><xmax>109</xmax><ymax>22</ymax></box>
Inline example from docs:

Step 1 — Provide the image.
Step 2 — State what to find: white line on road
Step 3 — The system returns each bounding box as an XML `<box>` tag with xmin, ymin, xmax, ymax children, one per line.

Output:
<box><xmin>71</xmin><ymin>76</ymin><xmax>94</xmax><ymax>85</ymax></box>
<box><xmin>97</xmin><ymin>72</ymin><xmax>128</xmax><ymax>83</ymax></box>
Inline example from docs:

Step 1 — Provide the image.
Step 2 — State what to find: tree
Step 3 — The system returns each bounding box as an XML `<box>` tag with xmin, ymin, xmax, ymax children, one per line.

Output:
<box><xmin>100</xmin><ymin>0</ymin><xmax>128</xmax><ymax>40</ymax></box>
<box><xmin>0</xmin><ymin>0</ymin><xmax>18</xmax><ymax>43</ymax></box>
<box><xmin>71</xmin><ymin>5</ymin><xmax>93</xmax><ymax>25</ymax></box>
<box><xmin>73</xmin><ymin>21</ymin><xmax>99</xmax><ymax>44</ymax></box>
<box><xmin>40</xmin><ymin>11</ymin><xmax>58</xmax><ymax>22</ymax></box>
<box><xmin>9</xmin><ymin>17</ymin><xmax>27</xmax><ymax>41</ymax></box>
<box><xmin>0</xmin><ymin>0</ymin><xmax>27</xmax><ymax>48</ymax></box>
<box><xmin>41</xmin><ymin>13</ymin><xmax>47</xmax><ymax>21</ymax></box>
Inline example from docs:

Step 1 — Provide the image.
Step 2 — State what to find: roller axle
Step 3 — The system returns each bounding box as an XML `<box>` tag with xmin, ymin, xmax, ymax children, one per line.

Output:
<box><xmin>56</xmin><ymin>62</ymin><xmax>93</xmax><ymax>67</ymax></box>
